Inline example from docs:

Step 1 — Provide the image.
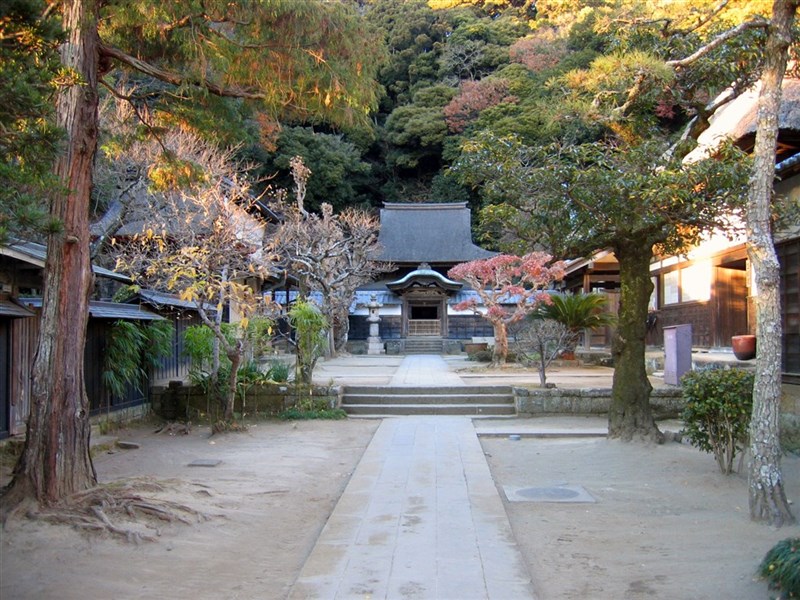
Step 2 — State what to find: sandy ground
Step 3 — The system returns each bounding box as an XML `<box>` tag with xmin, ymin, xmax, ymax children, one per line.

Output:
<box><xmin>481</xmin><ymin>423</ymin><xmax>800</xmax><ymax>600</ymax></box>
<box><xmin>0</xmin><ymin>419</ymin><xmax>380</xmax><ymax>600</ymax></box>
<box><xmin>2</xmin><ymin>417</ymin><xmax>800</xmax><ymax>600</ymax></box>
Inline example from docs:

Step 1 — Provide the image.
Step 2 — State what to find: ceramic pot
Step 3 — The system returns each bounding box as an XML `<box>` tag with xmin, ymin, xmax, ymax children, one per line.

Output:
<box><xmin>731</xmin><ymin>335</ymin><xmax>756</xmax><ymax>360</ymax></box>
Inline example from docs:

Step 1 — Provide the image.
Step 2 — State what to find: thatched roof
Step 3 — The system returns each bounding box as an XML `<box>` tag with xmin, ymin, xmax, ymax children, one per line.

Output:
<box><xmin>685</xmin><ymin>78</ymin><xmax>800</xmax><ymax>163</ymax></box>
<box><xmin>376</xmin><ymin>202</ymin><xmax>495</xmax><ymax>264</ymax></box>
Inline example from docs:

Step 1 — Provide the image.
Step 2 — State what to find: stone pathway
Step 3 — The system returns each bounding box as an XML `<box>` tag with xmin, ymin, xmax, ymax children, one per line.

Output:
<box><xmin>390</xmin><ymin>354</ymin><xmax>465</xmax><ymax>386</ymax></box>
<box><xmin>288</xmin><ymin>416</ymin><xmax>536</xmax><ymax>600</ymax></box>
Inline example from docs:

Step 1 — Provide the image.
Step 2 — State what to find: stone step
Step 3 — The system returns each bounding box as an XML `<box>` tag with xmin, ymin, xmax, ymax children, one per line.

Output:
<box><xmin>343</xmin><ymin>385</ymin><xmax>514</xmax><ymax>396</ymax></box>
<box><xmin>340</xmin><ymin>384</ymin><xmax>516</xmax><ymax>417</ymax></box>
<box><xmin>403</xmin><ymin>338</ymin><xmax>444</xmax><ymax>354</ymax></box>
<box><xmin>342</xmin><ymin>403</ymin><xmax>517</xmax><ymax>416</ymax></box>
<box><xmin>342</xmin><ymin>393</ymin><xmax>514</xmax><ymax>405</ymax></box>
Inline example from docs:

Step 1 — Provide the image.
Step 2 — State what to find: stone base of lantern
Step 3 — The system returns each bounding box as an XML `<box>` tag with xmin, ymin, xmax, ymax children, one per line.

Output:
<box><xmin>367</xmin><ymin>336</ymin><xmax>385</xmax><ymax>355</ymax></box>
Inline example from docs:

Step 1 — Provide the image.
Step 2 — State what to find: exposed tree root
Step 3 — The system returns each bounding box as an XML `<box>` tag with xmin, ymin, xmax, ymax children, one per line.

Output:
<box><xmin>211</xmin><ymin>420</ymin><xmax>248</xmax><ymax>434</ymax></box>
<box><xmin>27</xmin><ymin>478</ymin><xmax>207</xmax><ymax>544</ymax></box>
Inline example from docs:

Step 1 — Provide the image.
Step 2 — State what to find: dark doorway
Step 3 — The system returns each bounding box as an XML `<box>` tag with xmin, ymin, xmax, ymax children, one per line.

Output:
<box><xmin>410</xmin><ymin>305</ymin><xmax>438</xmax><ymax>320</ymax></box>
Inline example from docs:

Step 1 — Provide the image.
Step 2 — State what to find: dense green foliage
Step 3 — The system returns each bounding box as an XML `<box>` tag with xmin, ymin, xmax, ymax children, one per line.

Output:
<box><xmin>100</xmin><ymin>1</ymin><xmax>384</xmax><ymax>130</ymax></box>
<box><xmin>265</xmin><ymin>359</ymin><xmax>290</xmax><ymax>383</ymax></box>
<box><xmin>102</xmin><ymin>320</ymin><xmax>174</xmax><ymax>399</ymax></box>
<box><xmin>681</xmin><ymin>368</ymin><xmax>755</xmax><ymax>475</ymax></box>
<box><xmin>759</xmin><ymin>537</ymin><xmax>800</xmax><ymax>599</ymax></box>
<box><xmin>288</xmin><ymin>300</ymin><xmax>328</xmax><ymax>385</ymax></box>
<box><xmin>8</xmin><ymin>1</ymin><xmax>778</xmax><ymax>225</ymax></box>
<box><xmin>0</xmin><ymin>0</ymin><xmax>64</xmax><ymax>243</ymax></box>
<box><xmin>183</xmin><ymin>323</ymin><xmax>222</xmax><ymax>382</ymax></box>
<box><xmin>255</xmin><ymin>127</ymin><xmax>374</xmax><ymax>213</ymax></box>
<box><xmin>50</xmin><ymin>0</ymin><xmax>773</xmax><ymax>224</ymax></box>
<box><xmin>534</xmin><ymin>293</ymin><xmax>616</xmax><ymax>334</ymax></box>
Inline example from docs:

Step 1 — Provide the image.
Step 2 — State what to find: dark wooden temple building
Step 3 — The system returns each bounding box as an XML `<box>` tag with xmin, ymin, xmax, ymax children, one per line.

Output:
<box><xmin>348</xmin><ymin>202</ymin><xmax>496</xmax><ymax>354</ymax></box>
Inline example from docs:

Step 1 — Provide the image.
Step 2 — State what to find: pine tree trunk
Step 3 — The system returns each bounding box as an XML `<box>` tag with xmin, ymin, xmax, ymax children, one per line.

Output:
<box><xmin>746</xmin><ymin>0</ymin><xmax>796</xmax><ymax>527</ymax></box>
<box><xmin>608</xmin><ymin>244</ymin><xmax>661</xmax><ymax>442</ymax></box>
<box><xmin>5</xmin><ymin>0</ymin><xmax>99</xmax><ymax>507</ymax></box>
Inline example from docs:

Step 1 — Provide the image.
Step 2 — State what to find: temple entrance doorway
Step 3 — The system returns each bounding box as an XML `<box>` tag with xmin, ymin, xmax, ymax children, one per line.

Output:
<box><xmin>404</xmin><ymin>295</ymin><xmax>446</xmax><ymax>337</ymax></box>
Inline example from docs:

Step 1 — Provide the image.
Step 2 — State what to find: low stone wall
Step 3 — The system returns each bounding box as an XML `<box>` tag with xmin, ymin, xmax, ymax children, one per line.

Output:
<box><xmin>514</xmin><ymin>387</ymin><xmax>685</xmax><ymax>419</ymax></box>
<box><xmin>89</xmin><ymin>403</ymin><xmax>150</xmax><ymax>432</ymax></box>
<box><xmin>151</xmin><ymin>381</ymin><xmax>340</xmax><ymax>420</ymax></box>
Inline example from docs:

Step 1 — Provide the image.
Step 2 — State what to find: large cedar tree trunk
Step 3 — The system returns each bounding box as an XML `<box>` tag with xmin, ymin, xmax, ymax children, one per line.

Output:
<box><xmin>746</xmin><ymin>0</ymin><xmax>796</xmax><ymax>527</ymax></box>
<box><xmin>5</xmin><ymin>0</ymin><xmax>99</xmax><ymax>507</ymax></box>
<box><xmin>608</xmin><ymin>244</ymin><xmax>661</xmax><ymax>442</ymax></box>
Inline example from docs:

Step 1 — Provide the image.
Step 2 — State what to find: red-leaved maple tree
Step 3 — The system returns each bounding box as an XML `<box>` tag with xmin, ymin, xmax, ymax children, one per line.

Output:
<box><xmin>448</xmin><ymin>253</ymin><xmax>565</xmax><ymax>365</ymax></box>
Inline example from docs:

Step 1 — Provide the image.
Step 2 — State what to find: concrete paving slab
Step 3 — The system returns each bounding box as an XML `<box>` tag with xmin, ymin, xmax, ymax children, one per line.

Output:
<box><xmin>314</xmin><ymin>348</ymin><xmax>747</xmax><ymax>390</ymax></box>
<box><xmin>288</xmin><ymin>417</ymin><xmax>536</xmax><ymax>600</ymax></box>
<box><xmin>314</xmin><ymin>355</ymin><xmax>404</xmax><ymax>386</ymax></box>
<box><xmin>390</xmin><ymin>355</ymin><xmax>465</xmax><ymax>386</ymax></box>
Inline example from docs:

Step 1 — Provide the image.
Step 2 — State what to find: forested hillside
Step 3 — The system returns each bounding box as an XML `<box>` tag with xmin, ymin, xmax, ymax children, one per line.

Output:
<box><xmin>248</xmin><ymin>0</ymin><xmax>774</xmax><ymax>227</ymax></box>
<box><xmin>83</xmin><ymin>1</ymin><xmax>773</xmax><ymax>221</ymax></box>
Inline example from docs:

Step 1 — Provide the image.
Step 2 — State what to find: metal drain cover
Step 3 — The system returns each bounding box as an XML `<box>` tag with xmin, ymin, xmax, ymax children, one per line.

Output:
<box><xmin>503</xmin><ymin>484</ymin><xmax>595</xmax><ymax>503</ymax></box>
<box><xmin>188</xmin><ymin>459</ymin><xmax>222</xmax><ymax>467</ymax></box>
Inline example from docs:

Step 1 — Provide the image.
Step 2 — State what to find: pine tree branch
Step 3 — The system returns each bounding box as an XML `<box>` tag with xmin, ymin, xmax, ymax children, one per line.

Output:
<box><xmin>614</xmin><ymin>17</ymin><xmax>769</xmax><ymax>118</ymax></box>
<box><xmin>666</xmin><ymin>17</ymin><xmax>769</xmax><ymax>69</ymax></box>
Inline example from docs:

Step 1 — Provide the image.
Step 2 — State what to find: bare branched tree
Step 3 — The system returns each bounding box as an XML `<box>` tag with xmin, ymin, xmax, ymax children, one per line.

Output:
<box><xmin>512</xmin><ymin>319</ymin><xmax>575</xmax><ymax>388</ymax></box>
<box><xmin>272</xmin><ymin>201</ymin><xmax>391</xmax><ymax>355</ymax></box>
<box><xmin>111</xmin><ymin>130</ymin><xmax>277</xmax><ymax>421</ymax></box>
<box><xmin>271</xmin><ymin>158</ymin><xmax>390</xmax><ymax>355</ymax></box>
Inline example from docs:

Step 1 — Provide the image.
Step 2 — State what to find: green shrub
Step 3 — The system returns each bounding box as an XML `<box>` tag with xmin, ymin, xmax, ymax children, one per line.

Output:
<box><xmin>289</xmin><ymin>300</ymin><xmax>328</xmax><ymax>384</ymax></box>
<box><xmin>468</xmin><ymin>349</ymin><xmax>493</xmax><ymax>362</ymax></box>
<box><xmin>533</xmin><ymin>292</ymin><xmax>616</xmax><ymax>351</ymax></box>
<box><xmin>681</xmin><ymin>367</ymin><xmax>754</xmax><ymax>474</ymax></box>
<box><xmin>102</xmin><ymin>319</ymin><xmax>173</xmax><ymax>398</ymax></box>
<box><xmin>266</xmin><ymin>359</ymin><xmax>290</xmax><ymax>382</ymax></box>
<box><xmin>237</xmin><ymin>360</ymin><xmax>267</xmax><ymax>385</ymax></box>
<box><xmin>279</xmin><ymin>394</ymin><xmax>346</xmax><ymax>420</ymax></box>
<box><xmin>759</xmin><ymin>537</ymin><xmax>800</xmax><ymax>599</ymax></box>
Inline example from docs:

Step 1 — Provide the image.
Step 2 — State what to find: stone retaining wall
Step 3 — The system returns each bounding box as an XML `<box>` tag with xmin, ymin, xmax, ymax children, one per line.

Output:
<box><xmin>514</xmin><ymin>387</ymin><xmax>685</xmax><ymax>419</ymax></box>
<box><xmin>151</xmin><ymin>381</ymin><xmax>340</xmax><ymax>420</ymax></box>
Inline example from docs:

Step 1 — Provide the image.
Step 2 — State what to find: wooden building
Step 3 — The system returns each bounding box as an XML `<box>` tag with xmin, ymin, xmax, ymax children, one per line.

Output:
<box><xmin>0</xmin><ymin>241</ymin><xmax>164</xmax><ymax>438</ymax></box>
<box><xmin>561</xmin><ymin>79</ymin><xmax>800</xmax><ymax>377</ymax></box>
<box><xmin>649</xmin><ymin>79</ymin><xmax>800</xmax><ymax>376</ymax></box>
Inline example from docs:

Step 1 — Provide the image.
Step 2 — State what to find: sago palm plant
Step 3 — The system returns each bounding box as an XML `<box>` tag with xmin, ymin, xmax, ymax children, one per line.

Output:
<box><xmin>533</xmin><ymin>292</ymin><xmax>616</xmax><ymax>353</ymax></box>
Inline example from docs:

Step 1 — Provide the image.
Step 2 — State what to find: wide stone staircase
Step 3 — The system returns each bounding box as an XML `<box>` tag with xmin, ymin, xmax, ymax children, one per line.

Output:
<box><xmin>403</xmin><ymin>338</ymin><xmax>444</xmax><ymax>354</ymax></box>
<box><xmin>340</xmin><ymin>385</ymin><xmax>516</xmax><ymax>416</ymax></box>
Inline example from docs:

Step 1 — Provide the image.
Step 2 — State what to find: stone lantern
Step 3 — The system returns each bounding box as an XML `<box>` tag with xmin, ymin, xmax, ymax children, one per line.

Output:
<box><xmin>366</xmin><ymin>294</ymin><xmax>385</xmax><ymax>355</ymax></box>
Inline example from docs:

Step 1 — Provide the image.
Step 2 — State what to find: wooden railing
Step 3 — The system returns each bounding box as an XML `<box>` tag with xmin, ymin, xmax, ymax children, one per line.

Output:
<box><xmin>408</xmin><ymin>319</ymin><xmax>441</xmax><ymax>337</ymax></box>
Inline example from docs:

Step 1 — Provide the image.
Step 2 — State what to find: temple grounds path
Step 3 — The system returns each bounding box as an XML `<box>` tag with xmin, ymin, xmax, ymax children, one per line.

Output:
<box><xmin>1</xmin><ymin>355</ymin><xmax>798</xmax><ymax>599</ymax></box>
